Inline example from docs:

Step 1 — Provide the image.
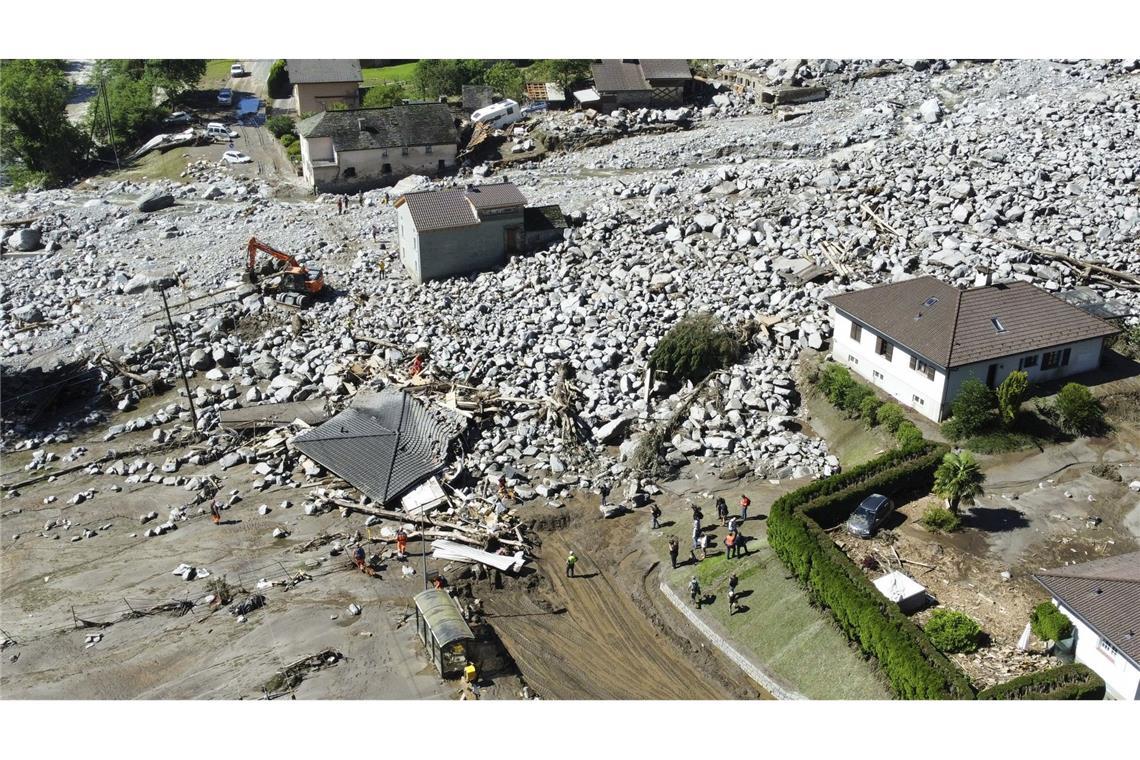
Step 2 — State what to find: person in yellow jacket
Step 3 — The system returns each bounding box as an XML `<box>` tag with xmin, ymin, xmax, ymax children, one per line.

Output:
<box><xmin>565</xmin><ymin>550</ymin><xmax>578</xmax><ymax>578</ymax></box>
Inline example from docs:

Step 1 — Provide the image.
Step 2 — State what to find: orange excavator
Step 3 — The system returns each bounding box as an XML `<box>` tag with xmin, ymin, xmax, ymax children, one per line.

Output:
<box><xmin>243</xmin><ymin>237</ymin><xmax>325</xmax><ymax>309</ymax></box>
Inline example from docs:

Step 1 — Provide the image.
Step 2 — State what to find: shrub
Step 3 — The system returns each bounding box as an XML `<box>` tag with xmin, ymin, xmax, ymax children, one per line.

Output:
<box><xmin>895</xmin><ymin>421</ymin><xmax>925</xmax><ymax>450</ymax></box>
<box><xmin>977</xmin><ymin>663</ymin><xmax>1104</xmax><ymax>700</ymax></box>
<box><xmin>362</xmin><ymin>81</ymin><xmax>407</xmax><ymax>108</ymax></box>
<box><xmin>1091</xmin><ymin>462</ymin><xmax>1121</xmax><ymax>481</ymax></box>
<box><xmin>266</xmin><ymin>114</ymin><xmax>297</xmax><ymax>139</ymax></box>
<box><xmin>279</xmin><ymin>133</ymin><xmax>296</xmax><ymax>148</ymax></box>
<box><xmin>818</xmin><ymin>363</ymin><xmax>856</xmax><ymax>405</ymax></box>
<box><xmin>947</xmin><ymin>379</ymin><xmax>997</xmax><ymax>438</ymax></box>
<box><xmin>649</xmin><ymin>312</ymin><xmax>740</xmax><ymax>383</ymax></box>
<box><xmin>1030</xmin><ymin>602</ymin><xmax>1073</xmax><ymax>642</ymax></box>
<box><xmin>920</xmin><ymin>505</ymin><xmax>960</xmax><ymax>533</ymax></box>
<box><xmin>964</xmin><ymin>431</ymin><xmax>1037</xmax><ymax>454</ymax></box>
<box><xmin>840</xmin><ymin>383</ymin><xmax>875</xmax><ymax>418</ymax></box>
<box><xmin>1054</xmin><ymin>382</ymin><xmax>1106</xmax><ymax>436</ymax></box>
<box><xmin>859</xmin><ymin>395</ymin><xmax>882</xmax><ymax>428</ymax></box>
<box><xmin>267</xmin><ymin>59</ymin><xmax>290</xmax><ymax>98</ymax></box>
<box><xmin>933</xmin><ymin>450</ymin><xmax>985</xmax><ymax>514</ymax></box>
<box><xmin>286</xmin><ymin>141</ymin><xmax>301</xmax><ymax>161</ymax></box>
<box><xmin>997</xmin><ymin>370</ymin><xmax>1030</xmax><ymax>428</ymax></box>
<box><xmin>875</xmin><ymin>402</ymin><xmax>906</xmax><ymax>434</ymax></box>
<box><xmin>924</xmin><ymin>609</ymin><xmax>982</xmax><ymax>653</ymax></box>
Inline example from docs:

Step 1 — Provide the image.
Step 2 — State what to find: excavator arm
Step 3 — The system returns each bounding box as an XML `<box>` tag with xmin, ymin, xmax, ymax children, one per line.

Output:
<box><xmin>247</xmin><ymin>237</ymin><xmax>301</xmax><ymax>278</ymax></box>
<box><xmin>243</xmin><ymin>237</ymin><xmax>326</xmax><ymax>307</ymax></box>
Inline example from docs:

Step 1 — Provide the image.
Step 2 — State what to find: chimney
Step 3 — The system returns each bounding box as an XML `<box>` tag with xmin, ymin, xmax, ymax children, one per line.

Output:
<box><xmin>974</xmin><ymin>271</ymin><xmax>992</xmax><ymax>287</ymax></box>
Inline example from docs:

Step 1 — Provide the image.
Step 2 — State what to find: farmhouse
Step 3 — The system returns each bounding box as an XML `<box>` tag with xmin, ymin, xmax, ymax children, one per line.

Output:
<box><xmin>287</xmin><ymin>59</ymin><xmax>363</xmax><ymax>115</ymax></box>
<box><xmin>825</xmin><ymin>276</ymin><xmax>1119</xmax><ymax>421</ymax></box>
<box><xmin>395</xmin><ymin>181</ymin><xmax>565</xmax><ymax>284</ymax></box>
<box><xmin>296</xmin><ymin>104</ymin><xmax>458</xmax><ymax>193</ymax></box>
<box><xmin>1033</xmin><ymin>551</ymin><xmax>1140</xmax><ymax>700</ymax></box>
<box><xmin>589</xmin><ymin>59</ymin><xmax>692</xmax><ymax>110</ymax></box>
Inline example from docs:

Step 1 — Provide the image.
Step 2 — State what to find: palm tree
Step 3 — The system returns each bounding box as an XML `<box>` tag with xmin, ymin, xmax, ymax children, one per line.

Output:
<box><xmin>933</xmin><ymin>450</ymin><xmax>985</xmax><ymax>514</ymax></box>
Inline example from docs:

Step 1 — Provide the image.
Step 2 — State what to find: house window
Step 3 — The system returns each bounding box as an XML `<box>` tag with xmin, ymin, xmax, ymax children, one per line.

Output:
<box><xmin>991</xmin><ymin>316</ymin><xmax>1007</xmax><ymax>333</ymax></box>
<box><xmin>1019</xmin><ymin>354</ymin><xmax>1038</xmax><ymax>369</ymax></box>
<box><xmin>909</xmin><ymin>355</ymin><xmax>936</xmax><ymax>381</ymax></box>
<box><xmin>847</xmin><ymin>354</ymin><xmax>859</xmax><ymax>366</ymax></box>
<box><xmin>1042</xmin><ymin>348</ymin><xmax>1071</xmax><ymax>370</ymax></box>
<box><xmin>873</xmin><ymin>370</ymin><xmax>884</xmax><ymax>381</ymax></box>
<box><xmin>425</xmin><ymin>144</ymin><xmax>433</xmax><ymax>154</ymax></box>
<box><xmin>912</xmin><ymin>394</ymin><xmax>925</xmax><ymax>406</ymax></box>
<box><xmin>343</xmin><ymin>167</ymin><xmax>356</xmax><ymax>179</ymax></box>
<box><xmin>850</xmin><ymin>322</ymin><xmax>862</xmax><ymax>342</ymax></box>
<box><xmin>1097</xmin><ymin>637</ymin><xmax>1120</xmax><ymax>661</ymax></box>
<box><xmin>875</xmin><ymin>337</ymin><xmax>893</xmax><ymax>362</ymax></box>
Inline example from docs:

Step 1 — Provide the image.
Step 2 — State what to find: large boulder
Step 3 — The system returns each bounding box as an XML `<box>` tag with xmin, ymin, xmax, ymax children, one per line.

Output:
<box><xmin>137</xmin><ymin>191</ymin><xmax>175</xmax><ymax>212</ymax></box>
<box><xmin>7</xmin><ymin>228</ymin><xmax>42</xmax><ymax>251</ymax></box>
<box><xmin>13</xmin><ymin>304</ymin><xmax>45</xmax><ymax>323</ymax></box>
<box><xmin>123</xmin><ymin>272</ymin><xmax>176</xmax><ymax>294</ymax></box>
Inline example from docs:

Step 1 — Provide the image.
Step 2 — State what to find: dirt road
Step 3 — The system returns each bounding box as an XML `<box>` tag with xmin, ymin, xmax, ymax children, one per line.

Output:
<box><xmin>485</xmin><ymin>500</ymin><xmax>757</xmax><ymax>699</ymax></box>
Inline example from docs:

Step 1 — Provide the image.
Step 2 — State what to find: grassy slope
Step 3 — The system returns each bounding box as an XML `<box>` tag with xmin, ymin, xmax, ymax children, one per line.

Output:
<box><xmin>362</xmin><ymin>62</ymin><xmax>419</xmax><ymax>85</ymax></box>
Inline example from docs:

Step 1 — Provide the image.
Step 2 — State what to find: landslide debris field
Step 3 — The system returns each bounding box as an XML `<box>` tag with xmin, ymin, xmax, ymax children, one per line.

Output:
<box><xmin>2</xmin><ymin>59</ymin><xmax>1139</xmax><ymax>699</ymax></box>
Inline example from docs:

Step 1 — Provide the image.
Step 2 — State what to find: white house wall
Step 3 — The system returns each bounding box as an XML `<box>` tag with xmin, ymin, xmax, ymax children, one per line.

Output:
<box><xmin>302</xmin><ymin>141</ymin><xmax>457</xmax><ymax>194</ymax></box>
<box><xmin>1055</xmin><ymin>598</ymin><xmax>1140</xmax><ymax>700</ymax></box>
<box><xmin>829</xmin><ymin>307</ymin><xmax>947</xmax><ymax>422</ymax></box>
<box><xmin>942</xmin><ymin>337</ymin><xmax>1106</xmax><ymax>418</ymax></box>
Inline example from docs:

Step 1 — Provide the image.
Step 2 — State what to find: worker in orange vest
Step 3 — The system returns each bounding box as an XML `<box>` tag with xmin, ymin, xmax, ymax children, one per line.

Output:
<box><xmin>724</xmin><ymin>530</ymin><xmax>737</xmax><ymax>559</ymax></box>
<box><xmin>395</xmin><ymin>529</ymin><xmax>408</xmax><ymax>559</ymax></box>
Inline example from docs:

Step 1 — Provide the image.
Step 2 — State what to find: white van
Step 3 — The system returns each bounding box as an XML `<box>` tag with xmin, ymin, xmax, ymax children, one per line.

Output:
<box><xmin>471</xmin><ymin>100</ymin><xmax>522</xmax><ymax>130</ymax></box>
<box><xmin>206</xmin><ymin>122</ymin><xmax>238</xmax><ymax>140</ymax></box>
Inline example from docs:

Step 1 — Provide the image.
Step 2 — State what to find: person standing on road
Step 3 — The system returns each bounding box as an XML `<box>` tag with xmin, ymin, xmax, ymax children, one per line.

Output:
<box><xmin>599</xmin><ymin>481</ymin><xmax>610</xmax><ymax>507</ymax></box>
<box><xmin>728</xmin><ymin>572</ymin><xmax>740</xmax><ymax>614</ymax></box>
<box><xmin>667</xmin><ymin>536</ymin><xmax>679</xmax><ymax>569</ymax></box>
<box><xmin>724</xmin><ymin>530</ymin><xmax>737</xmax><ymax>559</ymax></box>
<box><xmin>727</xmin><ymin>516</ymin><xmax>740</xmax><ymax>535</ymax></box>
<box><xmin>698</xmin><ymin>533</ymin><xmax>711</xmax><ymax>560</ymax></box>
<box><xmin>689</xmin><ymin>576</ymin><xmax>702</xmax><ymax>609</ymax></box>
<box><xmin>716</xmin><ymin>497</ymin><xmax>729</xmax><ymax>526</ymax></box>
<box><xmin>740</xmin><ymin>494</ymin><xmax>751</xmax><ymax>522</ymax></box>
<box><xmin>650</xmin><ymin>503</ymin><xmax>662</xmax><ymax>530</ymax></box>
<box><xmin>210</xmin><ymin>501</ymin><xmax>222</xmax><ymax>525</ymax></box>
<box><xmin>566</xmin><ymin>550</ymin><xmax>578</xmax><ymax>578</ymax></box>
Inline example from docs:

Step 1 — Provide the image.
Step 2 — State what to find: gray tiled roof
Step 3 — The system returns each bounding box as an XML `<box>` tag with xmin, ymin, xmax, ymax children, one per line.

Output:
<box><xmin>399</xmin><ymin>182</ymin><xmax>527</xmax><ymax>232</ymax></box>
<box><xmin>292</xmin><ymin>390</ymin><xmax>461</xmax><ymax>505</ymax></box>
<box><xmin>287</xmin><ymin>59</ymin><xmax>362</xmax><ymax>84</ymax></box>
<box><xmin>465</xmin><ymin>182</ymin><xmax>527</xmax><ymax>210</ymax></box>
<box><xmin>591</xmin><ymin>59</ymin><xmax>691</xmax><ymax>93</ymax></box>
<box><xmin>826</xmin><ymin>276</ymin><xmax>1119</xmax><ymax>368</ymax></box>
<box><xmin>1033</xmin><ymin>551</ymin><xmax>1140</xmax><ymax>668</ymax></box>
<box><xmin>297</xmin><ymin>104</ymin><xmax>456</xmax><ymax>152</ymax></box>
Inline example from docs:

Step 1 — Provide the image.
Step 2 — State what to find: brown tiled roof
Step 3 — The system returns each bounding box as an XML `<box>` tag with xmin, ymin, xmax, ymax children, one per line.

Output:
<box><xmin>825</xmin><ymin>276</ymin><xmax>1119</xmax><ymax>369</ymax></box>
<box><xmin>1033</xmin><ymin>551</ymin><xmax>1140</xmax><ymax>668</ymax></box>
<box><xmin>464</xmin><ymin>182</ymin><xmax>526</xmax><ymax>211</ymax></box>
<box><xmin>397</xmin><ymin>182</ymin><xmax>526</xmax><ymax>232</ymax></box>
<box><xmin>287</xmin><ymin>59</ymin><xmax>362</xmax><ymax>85</ymax></box>
<box><xmin>591</xmin><ymin>59</ymin><xmax>692</xmax><ymax>93</ymax></box>
<box><xmin>398</xmin><ymin>189</ymin><xmax>477</xmax><ymax>232</ymax></box>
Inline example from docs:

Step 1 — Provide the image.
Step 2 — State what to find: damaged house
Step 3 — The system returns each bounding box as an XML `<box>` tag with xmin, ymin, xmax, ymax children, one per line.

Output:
<box><xmin>589</xmin><ymin>59</ymin><xmax>692</xmax><ymax>111</ymax></box>
<box><xmin>297</xmin><ymin>104</ymin><xmax>458</xmax><ymax>193</ymax></box>
<box><xmin>395</xmin><ymin>180</ymin><xmax>566</xmax><ymax>284</ymax></box>
<box><xmin>292</xmin><ymin>390</ymin><xmax>463</xmax><ymax>506</ymax></box>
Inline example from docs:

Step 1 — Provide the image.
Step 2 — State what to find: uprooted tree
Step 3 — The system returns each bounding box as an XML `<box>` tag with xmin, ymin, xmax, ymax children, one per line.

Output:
<box><xmin>650</xmin><ymin>312</ymin><xmax>740</xmax><ymax>383</ymax></box>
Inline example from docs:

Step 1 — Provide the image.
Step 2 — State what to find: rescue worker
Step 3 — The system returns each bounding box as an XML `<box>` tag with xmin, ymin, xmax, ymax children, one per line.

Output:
<box><xmin>724</xmin><ymin>530</ymin><xmax>737</xmax><ymax>559</ymax></box>
<box><xmin>409</xmin><ymin>354</ymin><xmax>424</xmax><ymax>377</ymax></box>
<box><xmin>565</xmin><ymin>550</ymin><xmax>578</xmax><ymax>578</ymax></box>
<box><xmin>395</xmin><ymin>529</ymin><xmax>408</xmax><ymax>560</ymax></box>
<box><xmin>599</xmin><ymin>481</ymin><xmax>610</xmax><ymax>507</ymax></box>
<box><xmin>433</xmin><ymin>575</ymin><xmax>446</xmax><ymax>590</ymax></box>
<box><xmin>740</xmin><ymin>494</ymin><xmax>751</xmax><ymax>522</ymax></box>
<box><xmin>716</xmin><ymin>497</ymin><xmax>729</xmax><ymax>526</ymax></box>
<box><xmin>667</xmin><ymin>536</ymin><xmax>679</xmax><ymax>569</ymax></box>
<box><xmin>650</xmin><ymin>503</ymin><xmax>662</xmax><ymax>530</ymax></box>
<box><xmin>698</xmin><ymin>532</ymin><xmax>711</xmax><ymax>561</ymax></box>
<box><xmin>209</xmin><ymin>501</ymin><xmax>222</xmax><ymax>525</ymax></box>
<box><xmin>689</xmin><ymin>576</ymin><xmax>702</xmax><ymax>609</ymax></box>
<box><xmin>378</xmin><ymin>258</ymin><xmax>386</xmax><ymax>279</ymax></box>
<box><xmin>352</xmin><ymin>545</ymin><xmax>373</xmax><ymax>576</ymax></box>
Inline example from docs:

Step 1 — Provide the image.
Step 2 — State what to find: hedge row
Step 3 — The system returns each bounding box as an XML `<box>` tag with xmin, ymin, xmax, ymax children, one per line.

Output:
<box><xmin>977</xmin><ymin>663</ymin><xmax>1105</xmax><ymax>700</ymax></box>
<box><xmin>767</xmin><ymin>442</ymin><xmax>976</xmax><ymax>699</ymax></box>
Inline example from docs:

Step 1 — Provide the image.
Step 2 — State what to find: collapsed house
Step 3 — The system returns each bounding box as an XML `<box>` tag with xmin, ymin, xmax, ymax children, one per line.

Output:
<box><xmin>589</xmin><ymin>59</ymin><xmax>693</xmax><ymax>111</ymax></box>
<box><xmin>292</xmin><ymin>389</ymin><xmax>463</xmax><ymax>506</ymax></box>
<box><xmin>394</xmin><ymin>180</ymin><xmax>566</xmax><ymax>284</ymax></box>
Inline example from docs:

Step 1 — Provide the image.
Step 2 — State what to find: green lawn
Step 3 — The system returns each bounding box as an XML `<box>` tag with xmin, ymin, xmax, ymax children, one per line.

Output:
<box><xmin>803</xmin><ymin>388</ymin><xmax>891</xmax><ymax>468</ymax></box>
<box><xmin>202</xmin><ymin>59</ymin><xmax>236</xmax><ymax>87</ymax></box>
<box><xmin>661</xmin><ymin>529</ymin><xmax>891</xmax><ymax>699</ymax></box>
<box><xmin>362</xmin><ymin>62</ymin><xmax>419</xmax><ymax>85</ymax></box>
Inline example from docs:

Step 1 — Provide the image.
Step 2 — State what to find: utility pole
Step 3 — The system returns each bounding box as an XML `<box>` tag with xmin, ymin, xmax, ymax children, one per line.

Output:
<box><xmin>160</xmin><ymin>288</ymin><xmax>200</xmax><ymax>436</ymax></box>
<box><xmin>98</xmin><ymin>76</ymin><xmax>121</xmax><ymax>171</ymax></box>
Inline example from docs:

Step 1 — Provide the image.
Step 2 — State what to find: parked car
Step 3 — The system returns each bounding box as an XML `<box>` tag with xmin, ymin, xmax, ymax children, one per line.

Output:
<box><xmin>220</xmin><ymin>150</ymin><xmax>251</xmax><ymax>165</ymax></box>
<box><xmin>163</xmin><ymin>111</ymin><xmax>193</xmax><ymax>125</ymax></box>
<box><xmin>217</xmin><ymin>88</ymin><xmax>233</xmax><ymax>106</ymax></box>
<box><xmin>206</xmin><ymin>122</ymin><xmax>238</xmax><ymax>140</ymax></box>
<box><xmin>230</xmin><ymin>63</ymin><xmax>246</xmax><ymax>77</ymax></box>
<box><xmin>845</xmin><ymin>493</ymin><xmax>896</xmax><ymax>538</ymax></box>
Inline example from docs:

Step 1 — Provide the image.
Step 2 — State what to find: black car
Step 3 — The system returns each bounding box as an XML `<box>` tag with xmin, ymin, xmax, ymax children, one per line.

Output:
<box><xmin>845</xmin><ymin>493</ymin><xmax>895</xmax><ymax>538</ymax></box>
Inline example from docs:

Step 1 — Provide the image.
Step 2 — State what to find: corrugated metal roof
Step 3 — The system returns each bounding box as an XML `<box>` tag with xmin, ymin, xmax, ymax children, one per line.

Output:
<box><xmin>1033</xmin><ymin>550</ymin><xmax>1140</xmax><ymax>668</ymax></box>
<box><xmin>287</xmin><ymin>59</ymin><xmax>362</xmax><ymax>85</ymax></box>
<box><xmin>292</xmin><ymin>390</ymin><xmax>461</xmax><ymax>505</ymax></box>
<box><xmin>414</xmin><ymin>589</ymin><xmax>473</xmax><ymax>648</ymax></box>
<box><xmin>826</xmin><ymin>277</ymin><xmax>1119</xmax><ymax>368</ymax></box>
